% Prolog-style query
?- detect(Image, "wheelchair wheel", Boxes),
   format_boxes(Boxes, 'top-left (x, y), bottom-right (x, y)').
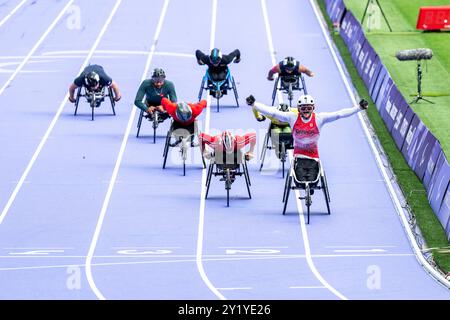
top-left (205, 162), bottom-right (214, 199)
top-left (305, 184), bottom-right (311, 224)
top-left (231, 76), bottom-right (239, 108)
top-left (271, 77), bottom-right (279, 106)
top-left (280, 142), bottom-right (286, 178)
top-left (243, 162), bottom-right (252, 198)
top-left (198, 76), bottom-right (206, 101)
top-left (152, 113), bottom-right (158, 144)
top-left (181, 142), bottom-right (187, 176)
top-left (259, 131), bottom-right (270, 171)
top-left (74, 87), bottom-right (82, 116)
top-left (136, 110), bottom-right (144, 138)
top-left (321, 174), bottom-right (331, 215)
top-left (287, 83), bottom-right (293, 108)
top-left (282, 175), bottom-right (292, 215)
top-left (162, 131), bottom-right (171, 169)
top-left (216, 96), bottom-right (220, 113)
top-left (225, 168), bottom-right (231, 207)
top-left (108, 87), bottom-right (116, 116)
top-left (90, 99), bottom-right (95, 121)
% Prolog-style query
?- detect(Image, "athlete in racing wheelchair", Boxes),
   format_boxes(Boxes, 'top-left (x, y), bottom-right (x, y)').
top-left (161, 98), bottom-right (207, 176)
top-left (246, 94), bottom-right (369, 223)
top-left (196, 48), bottom-right (240, 112)
top-left (201, 131), bottom-right (255, 207)
top-left (268, 56), bottom-right (314, 107)
top-left (253, 103), bottom-right (298, 178)
top-left (69, 64), bottom-right (121, 121)
top-left (134, 68), bottom-right (177, 142)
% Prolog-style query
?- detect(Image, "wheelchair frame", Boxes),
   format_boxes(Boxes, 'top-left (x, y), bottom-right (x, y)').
top-left (259, 123), bottom-right (293, 178)
top-left (162, 121), bottom-right (206, 176)
top-left (198, 68), bottom-right (239, 112)
top-left (205, 152), bottom-right (251, 207)
top-left (136, 109), bottom-right (169, 143)
top-left (282, 156), bottom-right (331, 224)
top-left (271, 73), bottom-right (308, 107)
top-left (74, 85), bottom-right (116, 121)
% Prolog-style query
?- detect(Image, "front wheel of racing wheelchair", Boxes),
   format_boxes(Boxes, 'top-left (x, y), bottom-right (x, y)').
top-left (282, 156), bottom-right (331, 224)
top-left (74, 85), bottom-right (116, 121)
top-left (205, 150), bottom-right (251, 207)
top-left (198, 68), bottom-right (239, 112)
top-left (136, 108), bottom-right (170, 143)
top-left (162, 121), bottom-right (206, 176)
top-left (259, 124), bottom-right (293, 178)
top-left (271, 74), bottom-right (308, 107)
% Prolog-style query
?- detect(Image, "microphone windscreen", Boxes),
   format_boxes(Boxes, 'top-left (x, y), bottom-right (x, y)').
top-left (395, 48), bottom-right (433, 61)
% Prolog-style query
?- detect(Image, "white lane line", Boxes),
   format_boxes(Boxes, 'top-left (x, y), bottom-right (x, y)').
top-left (0, 253), bottom-right (417, 272)
top-left (0, 0), bottom-right (74, 97)
top-left (0, 0), bottom-right (27, 28)
top-left (325, 245), bottom-right (396, 248)
top-left (0, 0), bottom-right (122, 225)
top-left (260, 0), bottom-right (348, 301)
top-left (217, 287), bottom-right (252, 291)
top-left (289, 286), bottom-right (326, 289)
top-left (0, 253), bottom-right (415, 258)
top-left (196, 0), bottom-right (225, 301)
top-left (308, 0), bottom-right (450, 289)
top-left (218, 246), bottom-right (289, 249)
top-left (334, 249), bottom-right (387, 253)
top-left (84, 0), bottom-right (170, 301)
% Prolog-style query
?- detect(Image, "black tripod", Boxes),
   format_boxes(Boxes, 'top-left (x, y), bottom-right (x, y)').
top-left (361, 0), bottom-right (392, 32)
top-left (411, 60), bottom-right (434, 104)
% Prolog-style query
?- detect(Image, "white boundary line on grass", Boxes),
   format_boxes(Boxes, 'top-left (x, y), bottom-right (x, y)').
top-left (84, 0), bottom-right (170, 300)
top-left (0, 0), bottom-right (27, 28)
top-left (0, 0), bottom-right (74, 97)
top-left (308, 0), bottom-right (449, 289)
top-left (261, 0), bottom-right (348, 300)
top-left (0, 0), bottom-right (123, 225)
top-left (195, 0), bottom-right (226, 301)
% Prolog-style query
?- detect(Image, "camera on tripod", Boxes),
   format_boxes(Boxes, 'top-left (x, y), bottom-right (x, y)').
top-left (395, 48), bottom-right (434, 104)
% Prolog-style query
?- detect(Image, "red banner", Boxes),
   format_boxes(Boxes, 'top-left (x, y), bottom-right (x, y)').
top-left (416, 6), bottom-right (450, 30)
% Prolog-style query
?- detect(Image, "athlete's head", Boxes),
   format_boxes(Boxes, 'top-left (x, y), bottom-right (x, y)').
top-left (209, 48), bottom-right (222, 66)
top-left (84, 71), bottom-right (100, 90)
top-left (297, 94), bottom-right (315, 119)
top-left (221, 131), bottom-right (235, 153)
top-left (175, 102), bottom-right (192, 123)
top-left (151, 68), bottom-right (166, 88)
top-left (282, 56), bottom-right (297, 73)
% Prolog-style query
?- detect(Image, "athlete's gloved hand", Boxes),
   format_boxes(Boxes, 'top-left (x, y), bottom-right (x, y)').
top-left (68, 96), bottom-right (76, 103)
top-left (245, 152), bottom-right (254, 161)
top-left (256, 115), bottom-right (266, 122)
top-left (114, 95), bottom-right (122, 102)
top-left (246, 95), bottom-right (255, 106)
top-left (267, 76), bottom-right (274, 81)
top-left (197, 59), bottom-right (205, 66)
top-left (359, 99), bottom-right (369, 109)
top-left (234, 57), bottom-right (241, 63)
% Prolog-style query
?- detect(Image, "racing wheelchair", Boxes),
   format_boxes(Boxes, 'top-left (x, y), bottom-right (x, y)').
top-left (282, 156), bottom-right (331, 224)
top-left (205, 150), bottom-right (251, 207)
top-left (271, 74), bottom-right (308, 107)
top-left (162, 121), bottom-right (206, 176)
top-left (136, 108), bottom-right (170, 143)
top-left (74, 85), bottom-right (116, 121)
top-left (198, 68), bottom-right (239, 112)
top-left (259, 123), bottom-right (293, 178)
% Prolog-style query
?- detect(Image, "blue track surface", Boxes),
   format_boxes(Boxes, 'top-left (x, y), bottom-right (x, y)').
top-left (0, 0), bottom-right (448, 299)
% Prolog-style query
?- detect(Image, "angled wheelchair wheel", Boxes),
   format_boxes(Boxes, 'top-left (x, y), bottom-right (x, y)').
top-left (162, 130), bottom-right (171, 169)
top-left (243, 159), bottom-right (251, 187)
top-left (280, 142), bottom-right (287, 178)
top-left (225, 168), bottom-right (231, 207)
top-left (74, 87), bottom-right (82, 116)
top-left (136, 110), bottom-right (144, 138)
top-left (321, 174), bottom-right (331, 215)
top-left (282, 175), bottom-right (292, 215)
top-left (243, 162), bottom-right (251, 198)
top-left (231, 76), bottom-right (239, 107)
top-left (108, 87), bottom-right (116, 116)
top-left (259, 131), bottom-right (270, 171)
top-left (271, 77), bottom-right (279, 106)
top-left (282, 173), bottom-right (291, 203)
top-left (198, 76), bottom-right (206, 101)
top-left (205, 162), bottom-right (214, 199)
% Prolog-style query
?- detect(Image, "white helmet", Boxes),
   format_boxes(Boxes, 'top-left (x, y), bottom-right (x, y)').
top-left (297, 94), bottom-right (315, 106)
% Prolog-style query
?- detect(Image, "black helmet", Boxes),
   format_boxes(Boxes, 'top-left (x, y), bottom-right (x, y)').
top-left (282, 56), bottom-right (297, 71)
top-left (151, 68), bottom-right (166, 80)
top-left (209, 48), bottom-right (222, 65)
top-left (84, 71), bottom-right (100, 87)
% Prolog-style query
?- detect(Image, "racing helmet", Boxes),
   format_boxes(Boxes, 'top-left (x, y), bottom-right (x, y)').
top-left (282, 56), bottom-right (297, 72)
top-left (175, 102), bottom-right (192, 122)
top-left (151, 68), bottom-right (166, 82)
top-left (84, 71), bottom-right (100, 87)
top-left (209, 48), bottom-right (222, 65)
top-left (297, 94), bottom-right (315, 107)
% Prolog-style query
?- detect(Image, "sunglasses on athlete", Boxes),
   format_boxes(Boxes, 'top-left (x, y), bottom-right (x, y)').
top-left (299, 106), bottom-right (314, 112)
